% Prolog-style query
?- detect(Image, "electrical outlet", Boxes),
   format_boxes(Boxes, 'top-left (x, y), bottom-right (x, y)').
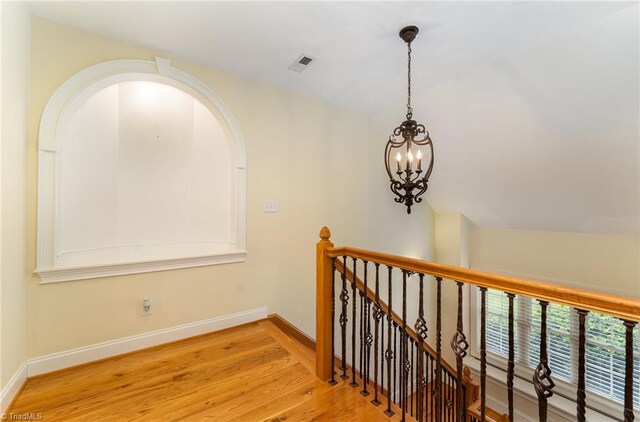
top-left (263, 200), bottom-right (279, 213)
top-left (141, 298), bottom-right (153, 316)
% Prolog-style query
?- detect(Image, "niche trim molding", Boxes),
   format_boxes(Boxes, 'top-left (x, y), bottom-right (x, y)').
top-left (36, 57), bottom-right (247, 283)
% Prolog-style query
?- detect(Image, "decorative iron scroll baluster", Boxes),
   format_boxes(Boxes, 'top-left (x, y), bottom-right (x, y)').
top-left (533, 300), bottom-right (554, 422)
top-left (451, 281), bottom-right (469, 422)
top-left (436, 276), bottom-right (443, 422)
top-left (339, 256), bottom-right (349, 380)
top-left (385, 266), bottom-right (395, 416)
top-left (480, 287), bottom-right (487, 422)
top-left (401, 270), bottom-right (409, 421)
top-left (329, 257), bottom-right (337, 385)
top-left (372, 264), bottom-right (381, 406)
top-left (624, 320), bottom-right (637, 422)
top-left (363, 261), bottom-right (371, 396)
top-left (507, 293), bottom-right (516, 421)
top-left (576, 309), bottom-right (588, 422)
top-left (350, 258), bottom-right (358, 387)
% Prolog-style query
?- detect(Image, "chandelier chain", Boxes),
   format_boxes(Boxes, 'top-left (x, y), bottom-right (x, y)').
top-left (406, 41), bottom-right (413, 120)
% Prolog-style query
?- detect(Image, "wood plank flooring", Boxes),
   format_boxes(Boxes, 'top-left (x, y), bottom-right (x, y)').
top-left (9, 320), bottom-right (407, 421)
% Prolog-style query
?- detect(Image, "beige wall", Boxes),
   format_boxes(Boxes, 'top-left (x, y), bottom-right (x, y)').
top-left (1, 2), bottom-right (30, 388)
top-left (470, 226), bottom-right (640, 296)
top-left (25, 17), bottom-right (434, 360)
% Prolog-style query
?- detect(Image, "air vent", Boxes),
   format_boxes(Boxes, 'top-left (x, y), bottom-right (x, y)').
top-left (288, 54), bottom-right (316, 73)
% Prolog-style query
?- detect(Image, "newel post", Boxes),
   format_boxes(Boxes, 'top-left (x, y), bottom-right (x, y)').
top-left (316, 226), bottom-right (334, 381)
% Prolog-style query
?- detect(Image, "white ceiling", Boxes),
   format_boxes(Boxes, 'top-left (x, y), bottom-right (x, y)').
top-left (27, 1), bottom-right (631, 113)
top-left (27, 1), bottom-right (640, 235)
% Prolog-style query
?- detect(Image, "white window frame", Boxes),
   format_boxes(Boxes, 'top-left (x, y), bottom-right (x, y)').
top-left (35, 57), bottom-right (247, 283)
top-left (469, 284), bottom-right (630, 420)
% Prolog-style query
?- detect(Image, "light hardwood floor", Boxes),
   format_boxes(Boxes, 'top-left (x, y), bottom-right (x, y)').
top-left (10, 320), bottom-right (406, 421)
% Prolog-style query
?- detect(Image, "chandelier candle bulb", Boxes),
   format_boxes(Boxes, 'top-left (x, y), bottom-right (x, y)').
top-left (417, 150), bottom-right (422, 171)
top-left (396, 152), bottom-right (402, 173)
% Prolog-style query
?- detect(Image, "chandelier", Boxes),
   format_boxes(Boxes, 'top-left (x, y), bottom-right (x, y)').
top-left (384, 25), bottom-right (434, 214)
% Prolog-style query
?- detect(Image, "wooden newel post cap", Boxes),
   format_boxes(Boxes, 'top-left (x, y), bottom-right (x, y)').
top-left (319, 226), bottom-right (331, 240)
top-left (463, 366), bottom-right (472, 379)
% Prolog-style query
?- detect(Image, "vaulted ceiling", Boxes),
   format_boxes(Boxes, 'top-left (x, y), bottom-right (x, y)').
top-left (28, 1), bottom-right (639, 235)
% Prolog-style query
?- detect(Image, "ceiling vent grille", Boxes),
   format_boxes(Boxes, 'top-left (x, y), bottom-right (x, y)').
top-left (288, 54), bottom-right (316, 73)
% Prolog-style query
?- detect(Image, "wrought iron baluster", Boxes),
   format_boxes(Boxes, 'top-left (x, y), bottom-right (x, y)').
top-left (443, 372), bottom-right (448, 421)
top-left (363, 261), bottom-right (371, 396)
top-left (446, 372), bottom-right (452, 422)
top-left (359, 260), bottom-right (364, 388)
top-left (394, 322), bottom-right (398, 404)
top-left (423, 351), bottom-right (429, 422)
top-left (360, 261), bottom-right (371, 396)
top-left (533, 300), bottom-right (554, 422)
top-left (411, 340), bottom-right (415, 417)
top-left (401, 270), bottom-right (408, 421)
top-left (381, 315), bottom-right (385, 402)
top-left (385, 266), bottom-right (395, 416)
top-left (417, 345), bottom-right (421, 419)
top-left (372, 264), bottom-right (381, 406)
top-left (429, 354), bottom-right (434, 421)
top-left (446, 374), bottom-right (455, 421)
top-left (451, 281), bottom-right (469, 422)
top-left (329, 257), bottom-right (337, 385)
top-left (507, 293), bottom-right (516, 422)
top-left (416, 273), bottom-right (428, 422)
top-left (340, 256), bottom-right (349, 380)
top-left (450, 373), bottom-right (455, 422)
top-left (624, 320), bottom-right (637, 422)
top-left (576, 309), bottom-right (588, 422)
top-left (436, 277), bottom-right (443, 422)
top-left (351, 258), bottom-right (358, 387)
top-left (443, 372), bottom-right (447, 422)
top-left (416, 346), bottom-right (422, 422)
top-left (480, 287), bottom-right (487, 422)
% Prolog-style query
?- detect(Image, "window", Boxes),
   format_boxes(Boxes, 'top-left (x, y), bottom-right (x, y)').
top-left (36, 58), bottom-right (246, 283)
top-left (482, 288), bottom-right (640, 412)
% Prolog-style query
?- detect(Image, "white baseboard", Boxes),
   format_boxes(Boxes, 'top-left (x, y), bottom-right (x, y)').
top-left (1, 362), bottom-right (27, 413)
top-left (27, 306), bottom-right (268, 377)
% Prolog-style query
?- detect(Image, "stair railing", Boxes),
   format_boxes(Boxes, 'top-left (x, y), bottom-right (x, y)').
top-left (316, 227), bottom-right (640, 422)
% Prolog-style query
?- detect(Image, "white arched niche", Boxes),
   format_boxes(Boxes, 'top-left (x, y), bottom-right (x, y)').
top-left (36, 58), bottom-right (246, 283)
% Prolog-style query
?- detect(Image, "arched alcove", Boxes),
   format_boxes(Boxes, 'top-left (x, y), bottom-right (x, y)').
top-left (36, 58), bottom-right (246, 283)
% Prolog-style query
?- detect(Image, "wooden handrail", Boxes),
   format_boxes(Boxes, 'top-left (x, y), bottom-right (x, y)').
top-left (327, 246), bottom-right (640, 322)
